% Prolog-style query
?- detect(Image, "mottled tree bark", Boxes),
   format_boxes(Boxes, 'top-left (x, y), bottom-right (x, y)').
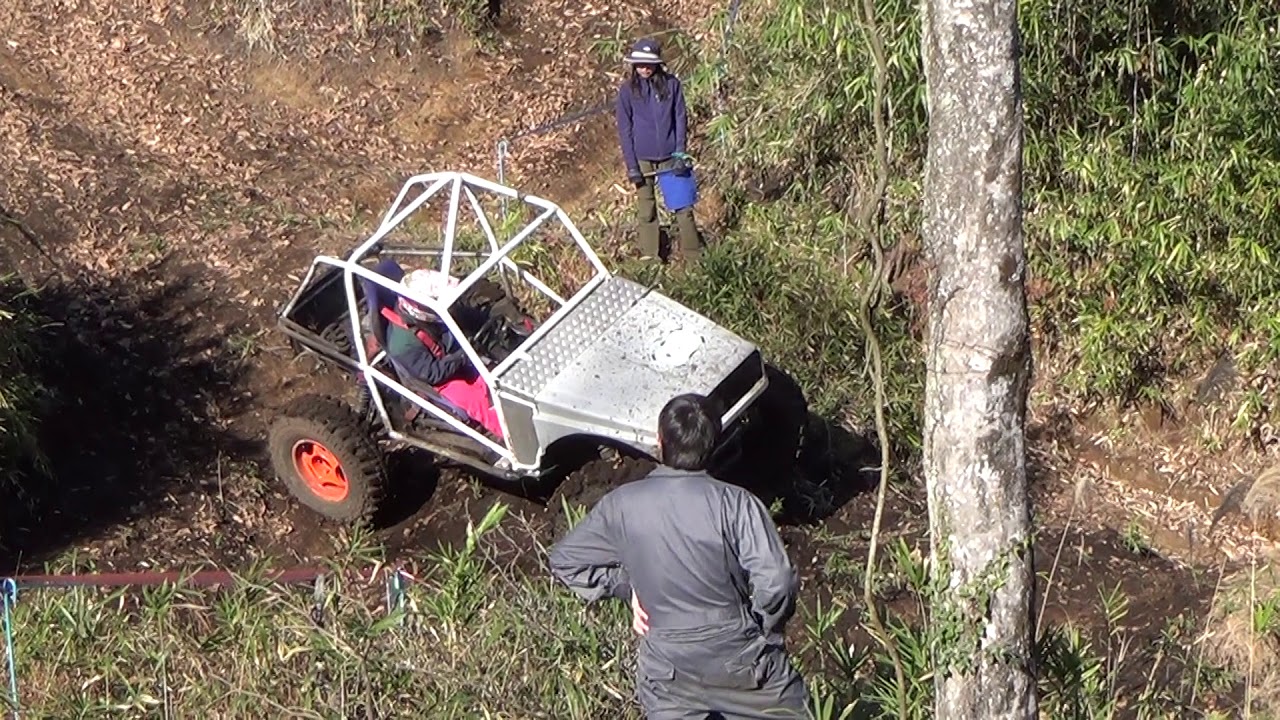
top-left (919, 0), bottom-right (1037, 716)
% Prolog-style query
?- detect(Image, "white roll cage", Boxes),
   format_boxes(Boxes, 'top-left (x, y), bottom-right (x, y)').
top-left (279, 171), bottom-right (613, 469)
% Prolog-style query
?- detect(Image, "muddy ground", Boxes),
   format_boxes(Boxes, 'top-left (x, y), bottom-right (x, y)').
top-left (2, 0), bottom-right (1278, 711)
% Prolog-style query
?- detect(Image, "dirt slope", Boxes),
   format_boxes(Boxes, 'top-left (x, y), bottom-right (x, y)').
top-left (0, 0), bottom-right (665, 571)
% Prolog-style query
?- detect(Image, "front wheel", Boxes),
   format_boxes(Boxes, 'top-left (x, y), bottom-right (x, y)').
top-left (268, 394), bottom-right (389, 525)
top-left (744, 364), bottom-right (808, 466)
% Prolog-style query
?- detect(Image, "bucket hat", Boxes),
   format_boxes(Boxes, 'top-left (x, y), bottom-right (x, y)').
top-left (624, 38), bottom-right (663, 64)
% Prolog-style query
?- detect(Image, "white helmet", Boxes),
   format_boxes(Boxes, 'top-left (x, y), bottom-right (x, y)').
top-left (396, 268), bottom-right (459, 322)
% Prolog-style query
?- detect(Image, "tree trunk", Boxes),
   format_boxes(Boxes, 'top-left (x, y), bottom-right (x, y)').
top-left (919, 0), bottom-right (1037, 716)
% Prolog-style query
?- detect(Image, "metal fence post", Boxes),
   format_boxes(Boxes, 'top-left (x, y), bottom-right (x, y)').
top-left (496, 139), bottom-right (510, 221)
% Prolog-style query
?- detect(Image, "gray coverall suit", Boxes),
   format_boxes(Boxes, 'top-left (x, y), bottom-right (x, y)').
top-left (548, 467), bottom-right (810, 719)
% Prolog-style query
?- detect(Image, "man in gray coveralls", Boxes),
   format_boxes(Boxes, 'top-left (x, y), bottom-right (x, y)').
top-left (548, 394), bottom-right (811, 719)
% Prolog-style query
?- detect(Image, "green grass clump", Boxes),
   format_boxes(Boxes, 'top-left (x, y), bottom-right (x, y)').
top-left (662, 219), bottom-right (923, 451)
top-left (3, 505), bottom-right (1266, 719)
top-left (1022, 1), bottom-right (1280, 408)
top-left (3, 505), bottom-right (637, 718)
top-left (0, 276), bottom-right (47, 484)
top-left (678, 0), bottom-right (1280, 440)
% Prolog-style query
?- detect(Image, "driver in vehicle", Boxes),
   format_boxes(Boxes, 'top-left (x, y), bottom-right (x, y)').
top-left (381, 267), bottom-right (506, 439)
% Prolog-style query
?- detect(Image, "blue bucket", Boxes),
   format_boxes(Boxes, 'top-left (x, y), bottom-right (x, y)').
top-left (657, 165), bottom-right (698, 212)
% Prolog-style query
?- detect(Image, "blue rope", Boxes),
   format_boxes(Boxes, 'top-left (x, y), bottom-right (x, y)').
top-left (1, 577), bottom-right (18, 719)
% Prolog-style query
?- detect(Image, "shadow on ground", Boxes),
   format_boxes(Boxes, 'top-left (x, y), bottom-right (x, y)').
top-left (0, 269), bottom-right (258, 573)
top-left (373, 447), bottom-right (443, 529)
top-left (773, 412), bottom-right (881, 527)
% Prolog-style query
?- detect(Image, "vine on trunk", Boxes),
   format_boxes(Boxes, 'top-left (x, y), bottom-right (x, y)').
top-left (852, 0), bottom-right (909, 714)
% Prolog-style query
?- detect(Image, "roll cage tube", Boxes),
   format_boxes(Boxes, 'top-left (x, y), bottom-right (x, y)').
top-left (277, 172), bottom-right (621, 471)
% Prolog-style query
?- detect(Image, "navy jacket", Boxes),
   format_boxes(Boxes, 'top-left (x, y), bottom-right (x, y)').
top-left (386, 322), bottom-right (470, 387)
top-left (616, 75), bottom-right (688, 177)
top-left (383, 305), bottom-right (486, 387)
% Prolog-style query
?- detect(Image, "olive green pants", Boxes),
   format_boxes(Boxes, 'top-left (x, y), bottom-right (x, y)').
top-left (637, 158), bottom-right (701, 260)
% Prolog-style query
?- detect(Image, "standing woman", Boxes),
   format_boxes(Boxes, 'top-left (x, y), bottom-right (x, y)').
top-left (615, 38), bottom-right (702, 262)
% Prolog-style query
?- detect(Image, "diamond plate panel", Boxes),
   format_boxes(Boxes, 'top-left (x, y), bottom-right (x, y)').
top-left (533, 291), bottom-right (758, 439)
top-left (499, 277), bottom-right (648, 397)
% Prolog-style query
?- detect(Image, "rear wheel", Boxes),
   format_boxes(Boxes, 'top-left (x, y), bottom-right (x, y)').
top-left (269, 394), bottom-right (388, 525)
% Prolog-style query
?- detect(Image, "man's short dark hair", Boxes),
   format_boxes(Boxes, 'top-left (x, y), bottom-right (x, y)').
top-left (658, 394), bottom-right (722, 471)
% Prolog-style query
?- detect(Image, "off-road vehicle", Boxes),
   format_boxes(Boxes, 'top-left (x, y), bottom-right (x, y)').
top-left (269, 171), bottom-right (807, 524)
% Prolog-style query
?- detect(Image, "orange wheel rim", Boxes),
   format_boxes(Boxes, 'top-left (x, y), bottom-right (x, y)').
top-left (292, 440), bottom-right (350, 503)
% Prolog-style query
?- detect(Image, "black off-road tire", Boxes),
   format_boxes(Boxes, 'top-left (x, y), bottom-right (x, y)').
top-left (352, 377), bottom-right (383, 427)
top-left (268, 393), bottom-right (389, 525)
top-left (744, 364), bottom-right (810, 469)
top-left (761, 364), bottom-right (832, 477)
top-left (320, 318), bottom-right (355, 359)
top-left (706, 364), bottom-right (814, 499)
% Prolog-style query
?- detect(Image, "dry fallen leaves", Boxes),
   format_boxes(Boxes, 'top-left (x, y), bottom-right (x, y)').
top-left (0, 0), bottom-right (683, 572)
